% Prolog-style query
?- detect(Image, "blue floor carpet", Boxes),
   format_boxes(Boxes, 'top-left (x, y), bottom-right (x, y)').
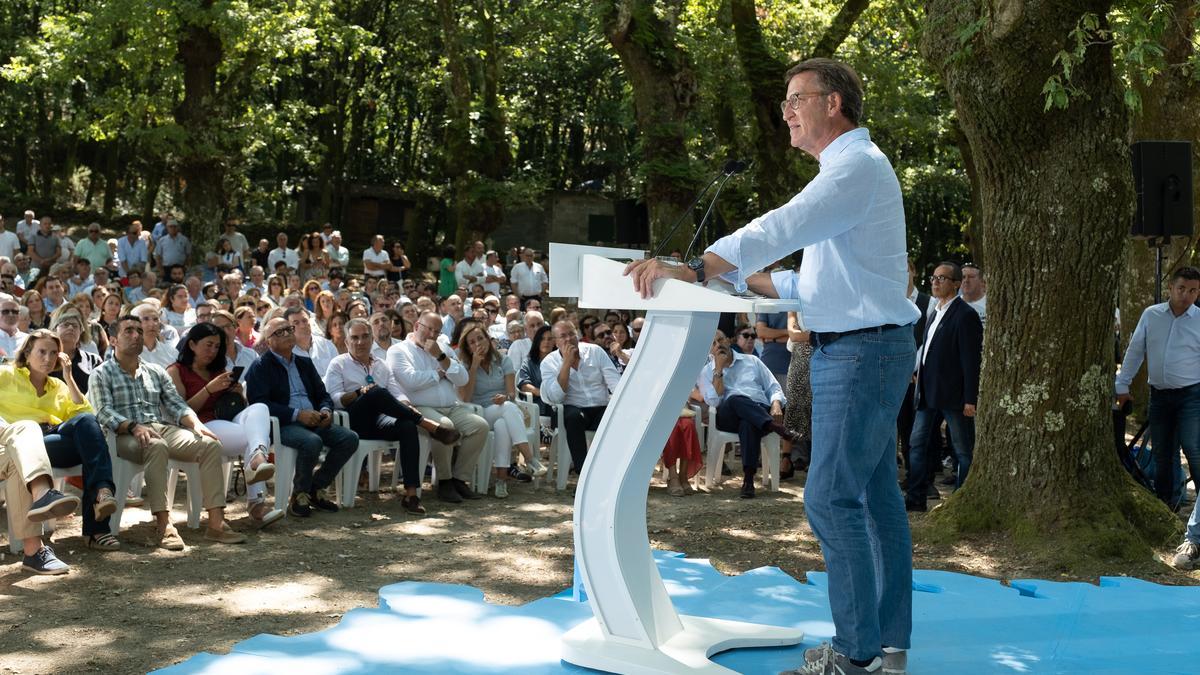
top-left (158, 551), bottom-right (1200, 674)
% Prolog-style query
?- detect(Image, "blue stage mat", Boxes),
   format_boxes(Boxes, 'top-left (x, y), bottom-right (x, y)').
top-left (157, 551), bottom-right (1200, 674)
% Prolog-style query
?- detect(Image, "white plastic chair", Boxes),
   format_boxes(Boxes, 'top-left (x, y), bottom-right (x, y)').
top-left (702, 404), bottom-right (780, 492)
top-left (332, 411), bottom-right (395, 508)
top-left (545, 403), bottom-right (597, 491)
top-left (165, 457), bottom-right (234, 529)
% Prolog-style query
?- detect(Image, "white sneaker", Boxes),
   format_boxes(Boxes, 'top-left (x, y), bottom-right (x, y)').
top-left (528, 461), bottom-right (548, 478)
top-left (881, 647), bottom-right (907, 675)
top-left (494, 481), bottom-right (509, 499)
top-left (1172, 540), bottom-right (1199, 569)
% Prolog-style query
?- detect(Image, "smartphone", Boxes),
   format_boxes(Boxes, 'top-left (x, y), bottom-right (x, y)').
top-left (230, 365), bottom-right (245, 381)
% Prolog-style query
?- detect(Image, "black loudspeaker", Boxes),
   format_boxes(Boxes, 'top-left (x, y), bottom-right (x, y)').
top-left (1131, 140), bottom-right (1193, 239)
top-left (614, 199), bottom-right (649, 245)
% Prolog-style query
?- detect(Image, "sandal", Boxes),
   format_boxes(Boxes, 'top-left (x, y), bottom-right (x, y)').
top-left (87, 533), bottom-right (121, 551)
top-left (243, 447), bottom-right (275, 485)
top-left (94, 490), bottom-right (117, 521)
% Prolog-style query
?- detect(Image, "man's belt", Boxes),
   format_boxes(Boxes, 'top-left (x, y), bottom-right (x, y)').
top-left (1150, 382), bottom-right (1200, 394)
top-left (811, 324), bottom-right (904, 347)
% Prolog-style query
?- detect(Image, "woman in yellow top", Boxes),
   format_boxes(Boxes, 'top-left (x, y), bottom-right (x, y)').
top-left (0, 329), bottom-right (119, 550)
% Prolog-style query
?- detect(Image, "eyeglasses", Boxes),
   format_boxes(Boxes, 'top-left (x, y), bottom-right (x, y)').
top-left (595, 330), bottom-right (612, 339)
top-left (269, 326), bottom-right (295, 338)
top-left (780, 91), bottom-right (828, 113)
top-left (0, 309), bottom-right (18, 316)
top-left (739, 332), bottom-right (755, 339)
top-left (929, 274), bottom-right (958, 283)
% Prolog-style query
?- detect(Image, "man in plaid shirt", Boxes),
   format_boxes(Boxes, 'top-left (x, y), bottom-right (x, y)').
top-left (87, 315), bottom-right (245, 550)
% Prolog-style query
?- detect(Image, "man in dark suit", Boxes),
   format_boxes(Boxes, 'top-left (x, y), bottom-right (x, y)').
top-left (246, 316), bottom-right (359, 517)
top-left (905, 262), bottom-right (983, 512)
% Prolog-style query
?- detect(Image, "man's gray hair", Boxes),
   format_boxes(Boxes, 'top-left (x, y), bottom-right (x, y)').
top-left (345, 317), bottom-right (370, 333)
top-left (784, 57), bottom-right (864, 125)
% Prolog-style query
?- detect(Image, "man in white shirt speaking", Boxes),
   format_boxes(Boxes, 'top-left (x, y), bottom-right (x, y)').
top-left (539, 320), bottom-right (620, 477)
top-left (625, 58), bottom-right (919, 675)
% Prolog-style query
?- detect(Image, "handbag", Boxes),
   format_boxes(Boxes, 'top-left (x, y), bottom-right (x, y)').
top-left (212, 392), bottom-right (247, 421)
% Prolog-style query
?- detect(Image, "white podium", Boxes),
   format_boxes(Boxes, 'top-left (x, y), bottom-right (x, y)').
top-left (549, 244), bottom-right (805, 674)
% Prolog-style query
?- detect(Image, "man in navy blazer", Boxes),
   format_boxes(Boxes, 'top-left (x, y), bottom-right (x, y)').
top-left (246, 316), bottom-right (359, 517)
top-left (905, 262), bottom-right (983, 511)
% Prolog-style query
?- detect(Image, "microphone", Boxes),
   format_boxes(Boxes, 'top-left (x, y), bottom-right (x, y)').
top-left (648, 158), bottom-right (749, 260)
top-left (683, 159), bottom-right (750, 261)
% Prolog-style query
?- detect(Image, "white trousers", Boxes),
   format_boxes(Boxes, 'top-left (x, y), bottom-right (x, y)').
top-left (206, 402), bottom-right (272, 502)
top-left (480, 401), bottom-right (527, 468)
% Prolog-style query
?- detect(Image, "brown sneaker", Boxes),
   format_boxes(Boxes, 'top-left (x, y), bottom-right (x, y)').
top-left (156, 525), bottom-right (186, 551)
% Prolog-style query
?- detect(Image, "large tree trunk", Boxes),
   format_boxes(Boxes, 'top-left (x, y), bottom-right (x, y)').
top-left (920, 0), bottom-right (1178, 561)
top-left (438, 0), bottom-right (474, 252)
top-left (1120, 0), bottom-right (1199, 416)
top-left (175, 0), bottom-right (226, 257)
top-left (599, 0), bottom-right (698, 253)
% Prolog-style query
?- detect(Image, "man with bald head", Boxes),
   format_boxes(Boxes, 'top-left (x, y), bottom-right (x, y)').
top-left (388, 311), bottom-right (489, 503)
top-left (246, 316), bottom-right (359, 517)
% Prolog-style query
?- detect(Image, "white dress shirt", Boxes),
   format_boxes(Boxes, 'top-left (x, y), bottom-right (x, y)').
top-left (454, 257), bottom-right (485, 289)
top-left (483, 263), bottom-right (505, 296)
top-left (293, 334), bottom-right (338, 378)
top-left (919, 297), bottom-right (955, 367)
top-left (362, 247), bottom-right (391, 277)
top-left (706, 128), bottom-right (920, 333)
top-left (506, 338), bottom-right (532, 375)
top-left (326, 244), bottom-right (349, 268)
top-left (388, 336), bottom-right (468, 408)
top-left (371, 337), bottom-right (400, 362)
top-left (140, 340), bottom-right (178, 370)
top-left (539, 342), bottom-right (620, 408)
top-left (696, 351), bottom-right (786, 409)
top-left (325, 352), bottom-right (409, 408)
top-left (1116, 302), bottom-right (1200, 394)
top-left (0, 327), bottom-right (27, 359)
top-left (510, 261), bottom-right (547, 297)
top-left (267, 247), bottom-right (299, 271)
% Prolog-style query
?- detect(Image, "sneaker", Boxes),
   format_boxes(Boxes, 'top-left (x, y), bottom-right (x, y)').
top-left (310, 488), bottom-right (339, 513)
top-left (452, 477), bottom-right (483, 500)
top-left (494, 480), bottom-right (509, 499)
top-left (22, 545), bottom-right (69, 575)
top-left (289, 492), bottom-right (313, 517)
top-left (780, 643), bottom-right (881, 674)
top-left (437, 480), bottom-right (463, 503)
top-left (1171, 540), bottom-right (1200, 569)
top-left (527, 461), bottom-right (548, 478)
top-left (400, 495), bottom-right (426, 515)
top-left (27, 489), bottom-right (81, 522)
top-left (881, 647), bottom-right (907, 675)
top-left (507, 464), bottom-right (533, 483)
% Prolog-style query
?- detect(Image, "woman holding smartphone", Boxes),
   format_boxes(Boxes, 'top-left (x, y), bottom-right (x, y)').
top-left (167, 323), bottom-right (283, 528)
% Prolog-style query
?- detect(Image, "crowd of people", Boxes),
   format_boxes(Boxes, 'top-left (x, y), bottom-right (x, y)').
top-left (0, 207), bottom-right (995, 579)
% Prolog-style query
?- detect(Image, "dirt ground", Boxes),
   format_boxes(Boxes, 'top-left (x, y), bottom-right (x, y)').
top-left (2, 465), bottom-right (1196, 674)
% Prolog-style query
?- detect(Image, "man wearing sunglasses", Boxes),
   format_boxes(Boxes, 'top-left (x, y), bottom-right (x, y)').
top-left (0, 294), bottom-right (27, 360)
top-left (625, 58), bottom-right (920, 675)
top-left (245, 317), bottom-right (359, 518)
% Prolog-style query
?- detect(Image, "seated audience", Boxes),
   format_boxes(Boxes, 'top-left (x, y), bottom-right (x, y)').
top-left (539, 320), bottom-right (620, 475)
top-left (285, 306), bottom-right (338, 377)
top-left (327, 318), bottom-right (463, 514)
top-left (132, 302), bottom-right (178, 369)
top-left (88, 315), bottom-right (244, 548)
top-left (49, 307), bottom-right (103, 393)
top-left (245, 317), bottom-right (359, 517)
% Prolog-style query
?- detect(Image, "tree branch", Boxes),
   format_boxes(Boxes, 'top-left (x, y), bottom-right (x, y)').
top-left (811, 0), bottom-right (871, 59)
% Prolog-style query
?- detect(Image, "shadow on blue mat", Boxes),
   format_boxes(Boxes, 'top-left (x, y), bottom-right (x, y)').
top-left (157, 550), bottom-right (1200, 674)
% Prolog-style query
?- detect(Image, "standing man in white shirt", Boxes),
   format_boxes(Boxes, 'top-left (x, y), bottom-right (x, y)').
top-left (325, 231), bottom-right (350, 269)
top-left (362, 235), bottom-right (394, 279)
top-left (1117, 266), bottom-right (1200, 510)
top-left (482, 250), bottom-right (506, 297)
top-left (117, 221), bottom-right (149, 279)
top-left (15, 210), bottom-right (39, 253)
top-left (388, 312), bottom-right (490, 504)
top-left (0, 214), bottom-right (21, 261)
top-left (268, 232), bottom-right (299, 272)
top-left (0, 294), bottom-right (28, 360)
top-left (539, 320), bottom-right (620, 475)
top-left (510, 247), bottom-right (548, 309)
top-left (960, 262), bottom-right (987, 325)
top-left (625, 59), bottom-right (918, 675)
top-left (454, 241), bottom-right (485, 290)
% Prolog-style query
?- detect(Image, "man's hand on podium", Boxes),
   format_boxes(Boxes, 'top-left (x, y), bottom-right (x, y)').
top-left (624, 258), bottom-right (696, 299)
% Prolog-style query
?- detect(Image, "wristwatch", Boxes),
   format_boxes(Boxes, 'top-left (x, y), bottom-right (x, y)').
top-left (686, 257), bottom-right (706, 283)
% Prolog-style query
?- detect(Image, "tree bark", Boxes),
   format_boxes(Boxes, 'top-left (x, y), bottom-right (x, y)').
top-left (920, 0), bottom-right (1178, 561)
top-left (598, 0), bottom-right (698, 253)
top-left (438, 0), bottom-right (474, 251)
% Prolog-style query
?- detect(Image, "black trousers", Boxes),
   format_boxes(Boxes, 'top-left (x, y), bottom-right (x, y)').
top-left (715, 394), bottom-right (775, 473)
top-left (562, 405), bottom-right (606, 472)
top-left (347, 387), bottom-right (423, 489)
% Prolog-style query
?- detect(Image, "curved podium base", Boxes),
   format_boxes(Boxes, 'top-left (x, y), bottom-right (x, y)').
top-left (561, 615), bottom-right (803, 674)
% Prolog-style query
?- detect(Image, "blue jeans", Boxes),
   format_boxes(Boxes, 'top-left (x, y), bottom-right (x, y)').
top-left (806, 325), bottom-right (915, 661)
top-left (905, 407), bottom-right (975, 505)
top-left (1148, 383), bottom-right (1200, 506)
top-left (278, 422), bottom-right (359, 494)
top-left (43, 413), bottom-right (114, 537)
